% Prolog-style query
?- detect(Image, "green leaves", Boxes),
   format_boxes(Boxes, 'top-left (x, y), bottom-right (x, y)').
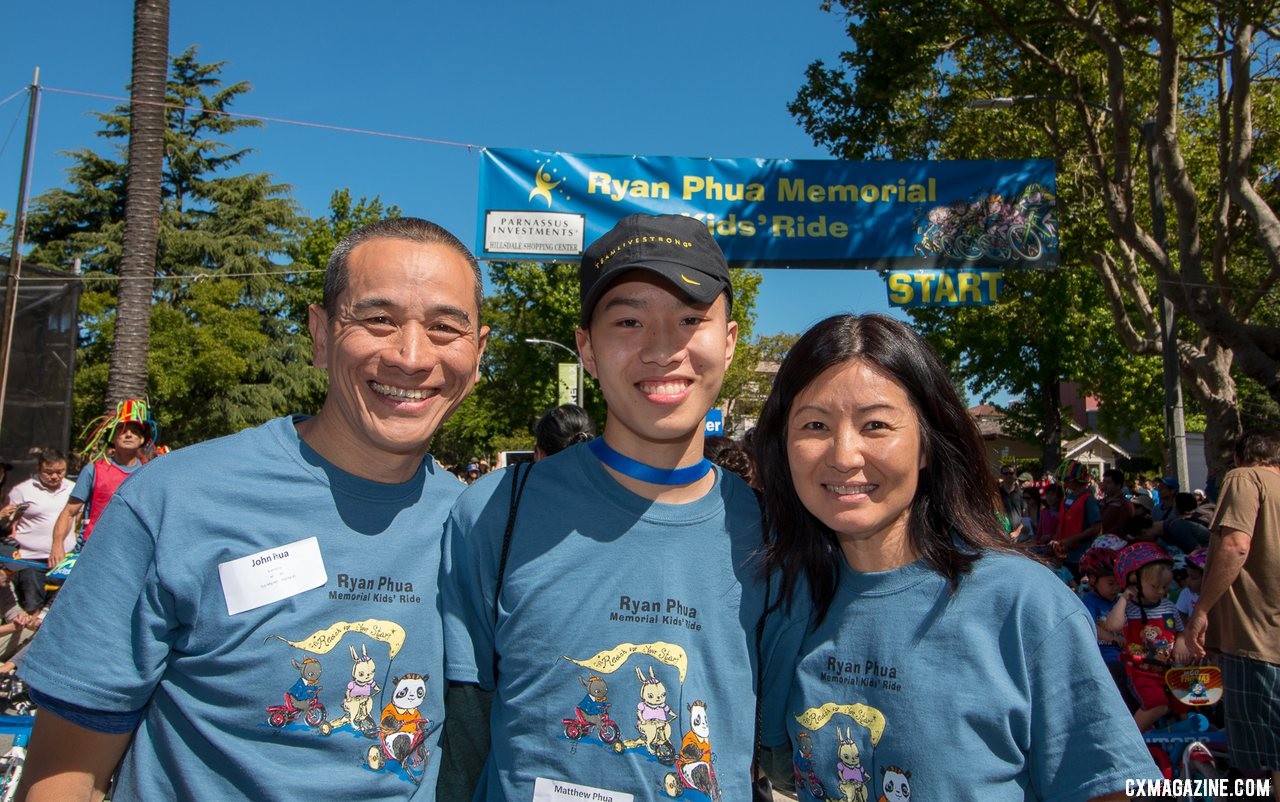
top-left (793, 0), bottom-right (1280, 478)
top-left (25, 49), bottom-right (310, 449)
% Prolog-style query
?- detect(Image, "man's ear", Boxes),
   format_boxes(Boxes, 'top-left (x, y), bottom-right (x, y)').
top-left (723, 319), bottom-right (738, 372)
top-left (576, 327), bottom-right (597, 379)
top-left (474, 325), bottom-right (491, 381)
top-left (308, 304), bottom-right (329, 370)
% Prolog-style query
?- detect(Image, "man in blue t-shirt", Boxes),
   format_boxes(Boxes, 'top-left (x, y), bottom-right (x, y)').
top-left (17, 218), bottom-right (489, 801)
top-left (439, 215), bottom-right (788, 801)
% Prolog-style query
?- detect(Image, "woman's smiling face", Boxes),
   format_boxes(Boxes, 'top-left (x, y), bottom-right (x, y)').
top-left (786, 358), bottom-right (925, 570)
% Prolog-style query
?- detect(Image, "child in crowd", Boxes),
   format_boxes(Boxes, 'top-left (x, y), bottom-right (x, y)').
top-left (1106, 543), bottom-right (1186, 730)
top-left (1036, 483), bottom-right (1063, 550)
top-left (1175, 548), bottom-right (1207, 621)
top-left (1079, 548), bottom-right (1136, 711)
top-left (1020, 486), bottom-right (1042, 543)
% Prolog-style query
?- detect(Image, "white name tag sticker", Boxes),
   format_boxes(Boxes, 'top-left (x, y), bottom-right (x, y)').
top-left (533, 778), bottom-right (632, 802)
top-left (218, 536), bottom-right (327, 615)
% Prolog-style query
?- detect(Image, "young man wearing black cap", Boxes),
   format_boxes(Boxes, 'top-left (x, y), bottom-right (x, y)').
top-left (441, 214), bottom-right (788, 801)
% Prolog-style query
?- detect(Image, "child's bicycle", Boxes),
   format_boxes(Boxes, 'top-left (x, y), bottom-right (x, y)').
top-left (1126, 658), bottom-right (1252, 800)
top-left (0, 713), bottom-right (34, 802)
top-left (1142, 712), bottom-right (1230, 796)
top-left (0, 552), bottom-right (74, 596)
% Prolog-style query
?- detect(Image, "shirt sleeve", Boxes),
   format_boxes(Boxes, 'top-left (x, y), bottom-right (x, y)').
top-left (17, 490), bottom-right (177, 712)
top-left (1211, 470), bottom-right (1261, 538)
top-left (1176, 589), bottom-right (1195, 619)
top-left (69, 464), bottom-right (94, 502)
top-left (1025, 608), bottom-right (1161, 801)
top-left (1084, 496), bottom-right (1102, 527)
top-left (439, 486), bottom-right (504, 690)
top-left (759, 574), bottom-right (810, 748)
top-left (27, 686), bottom-right (145, 735)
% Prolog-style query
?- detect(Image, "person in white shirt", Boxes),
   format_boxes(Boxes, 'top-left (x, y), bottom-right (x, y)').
top-left (0, 450), bottom-right (72, 612)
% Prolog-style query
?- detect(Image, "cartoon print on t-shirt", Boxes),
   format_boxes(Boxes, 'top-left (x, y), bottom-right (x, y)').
top-left (834, 725), bottom-right (870, 802)
top-left (631, 665), bottom-right (677, 761)
top-left (266, 619), bottom-right (432, 786)
top-left (675, 699), bottom-right (721, 801)
top-left (792, 702), bottom-right (887, 802)
top-left (794, 731), bottom-right (828, 799)
top-left (878, 765), bottom-right (911, 802)
top-left (561, 675), bottom-right (622, 747)
top-left (559, 641), bottom-right (725, 799)
top-left (363, 672), bottom-right (432, 785)
top-left (318, 644), bottom-right (381, 737)
top-left (266, 656), bottom-right (326, 728)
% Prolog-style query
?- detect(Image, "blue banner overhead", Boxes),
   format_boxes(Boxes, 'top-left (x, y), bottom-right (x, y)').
top-left (477, 148), bottom-right (1058, 269)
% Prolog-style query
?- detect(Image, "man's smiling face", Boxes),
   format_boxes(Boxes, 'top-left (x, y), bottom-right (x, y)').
top-left (308, 237), bottom-right (488, 467)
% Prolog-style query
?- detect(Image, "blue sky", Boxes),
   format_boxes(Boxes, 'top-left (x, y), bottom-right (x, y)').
top-left (0, 0), bottom-right (902, 337)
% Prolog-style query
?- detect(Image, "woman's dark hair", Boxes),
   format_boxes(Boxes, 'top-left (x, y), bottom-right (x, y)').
top-left (703, 435), bottom-right (736, 461)
top-left (755, 313), bottom-right (1008, 624)
top-left (705, 436), bottom-right (757, 487)
top-left (533, 404), bottom-right (596, 458)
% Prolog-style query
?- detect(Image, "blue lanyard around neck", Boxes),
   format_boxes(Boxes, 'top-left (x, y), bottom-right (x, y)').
top-left (587, 437), bottom-right (713, 486)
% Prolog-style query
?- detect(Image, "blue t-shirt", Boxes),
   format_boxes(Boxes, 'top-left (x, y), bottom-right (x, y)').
top-left (769, 550), bottom-right (1160, 801)
top-left (20, 416), bottom-right (459, 800)
top-left (441, 443), bottom-right (793, 801)
top-left (1080, 590), bottom-right (1123, 664)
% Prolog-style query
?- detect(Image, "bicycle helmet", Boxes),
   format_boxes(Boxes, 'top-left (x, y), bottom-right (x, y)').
top-left (1186, 547), bottom-right (1208, 570)
top-left (1079, 547), bottom-right (1118, 580)
top-left (1114, 542), bottom-right (1173, 587)
top-left (1091, 534), bottom-right (1129, 552)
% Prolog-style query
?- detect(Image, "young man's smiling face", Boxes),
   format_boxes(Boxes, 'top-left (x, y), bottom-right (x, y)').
top-left (308, 237), bottom-right (488, 478)
top-left (576, 271), bottom-right (736, 462)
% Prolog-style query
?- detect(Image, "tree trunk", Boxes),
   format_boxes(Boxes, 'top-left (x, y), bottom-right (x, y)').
top-left (106, 0), bottom-right (168, 407)
top-left (1182, 341), bottom-right (1240, 492)
top-left (1039, 377), bottom-right (1062, 473)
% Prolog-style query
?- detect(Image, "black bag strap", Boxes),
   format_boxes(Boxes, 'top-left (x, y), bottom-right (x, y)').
top-left (493, 461), bottom-right (533, 677)
top-left (752, 486), bottom-right (782, 799)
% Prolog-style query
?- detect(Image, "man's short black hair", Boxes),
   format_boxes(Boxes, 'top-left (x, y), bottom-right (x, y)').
top-left (36, 448), bottom-right (67, 467)
top-left (1234, 428), bottom-right (1280, 467)
top-left (323, 218), bottom-right (483, 321)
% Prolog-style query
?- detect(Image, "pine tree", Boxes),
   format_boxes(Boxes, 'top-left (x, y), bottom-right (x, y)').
top-left (26, 47), bottom-right (305, 448)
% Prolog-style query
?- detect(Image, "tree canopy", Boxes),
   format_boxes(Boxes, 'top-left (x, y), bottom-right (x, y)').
top-left (25, 47), bottom-right (305, 448)
top-left (792, 0), bottom-right (1280, 478)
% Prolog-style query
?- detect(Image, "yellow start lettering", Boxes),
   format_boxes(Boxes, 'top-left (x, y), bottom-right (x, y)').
top-left (887, 272), bottom-right (913, 305)
top-left (888, 270), bottom-right (1003, 306)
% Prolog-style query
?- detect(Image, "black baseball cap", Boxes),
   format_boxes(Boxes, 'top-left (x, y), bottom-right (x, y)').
top-left (579, 214), bottom-right (732, 326)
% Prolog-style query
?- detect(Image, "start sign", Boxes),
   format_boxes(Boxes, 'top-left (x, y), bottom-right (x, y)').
top-left (885, 269), bottom-right (1004, 308)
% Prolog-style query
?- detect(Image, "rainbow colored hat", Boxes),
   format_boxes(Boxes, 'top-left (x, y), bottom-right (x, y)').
top-left (79, 398), bottom-right (158, 462)
top-left (1055, 459), bottom-right (1092, 485)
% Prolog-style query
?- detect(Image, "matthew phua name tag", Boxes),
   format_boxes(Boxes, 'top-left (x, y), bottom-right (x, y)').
top-left (218, 537), bottom-right (327, 615)
top-left (533, 778), bottom-right (632, 802)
